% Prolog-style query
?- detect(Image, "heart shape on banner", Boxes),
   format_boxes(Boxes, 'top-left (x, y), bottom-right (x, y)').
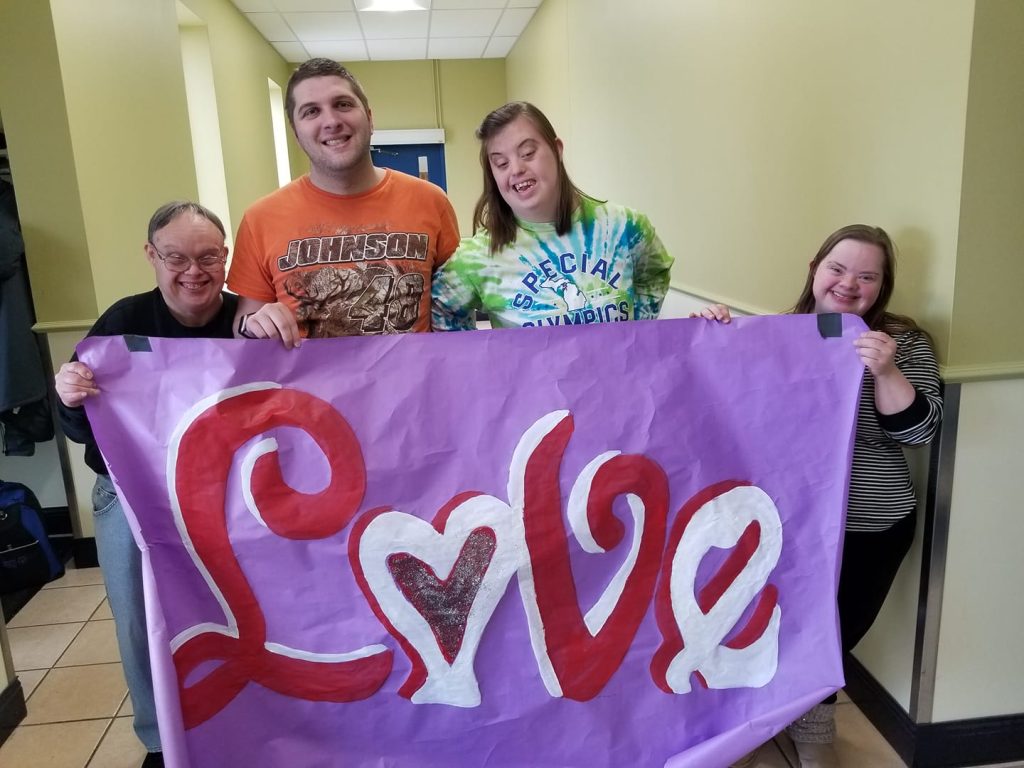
top-left (351, 492), bottom-right (526, 707)
top-left (387, 527), bottom-right (497, 664)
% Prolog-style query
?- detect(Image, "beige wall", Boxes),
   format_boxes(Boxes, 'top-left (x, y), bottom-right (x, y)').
top-left (438, 59), bottom-right (508, 235)
top-left (1, 1), bottom-right (506, 321)
top-left (0, 1), bottom-right (96, 323)
top-left (49, 0), bottom-right (198, 317)
top-left (508, 0), bottom-right (977, 366)
top-left (934, 378), bottom-right (1024, 720)
top-left (949, 0), bottom-right (1024, 378)
top-left (346, 59), bottom-right (507, 235)
top-left (0, 0), bottom-right (293, 326)
top-left (181, 0), bottom-right (300, 226)
top-left (509, 0), bottom-right (1024, 726)
top-left (348, 60), bottom-right (440, 128)
top-left (505, 0), bottom-right (571, 142)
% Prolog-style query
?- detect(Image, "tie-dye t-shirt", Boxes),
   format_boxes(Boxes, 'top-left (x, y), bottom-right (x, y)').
top-left (431, 197), bottom-right (673, 330)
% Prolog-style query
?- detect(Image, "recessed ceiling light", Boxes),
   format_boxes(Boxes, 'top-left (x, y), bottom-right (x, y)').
top-left (355, 0), bottom-right (429, 11)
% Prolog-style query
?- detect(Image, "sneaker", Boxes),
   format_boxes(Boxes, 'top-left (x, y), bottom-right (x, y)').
top-left (793, 739), bottom-right (839, 768)
top-left (141, 752), bottom-right (164, 768)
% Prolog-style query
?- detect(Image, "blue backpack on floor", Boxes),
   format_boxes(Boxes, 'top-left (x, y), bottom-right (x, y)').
top-left (0, 479), bottom-right (65, 593)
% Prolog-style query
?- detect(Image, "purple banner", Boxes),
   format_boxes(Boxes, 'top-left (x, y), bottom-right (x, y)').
top-left (80, 314), bottom-right (863, 768)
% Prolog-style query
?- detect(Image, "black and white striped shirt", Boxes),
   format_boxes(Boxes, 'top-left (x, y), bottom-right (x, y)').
top-left (846, 329), bottom-right (943, 532)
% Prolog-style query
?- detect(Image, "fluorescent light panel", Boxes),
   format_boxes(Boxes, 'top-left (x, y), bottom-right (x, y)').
top-left (355, 0), bottom-right (429, 12)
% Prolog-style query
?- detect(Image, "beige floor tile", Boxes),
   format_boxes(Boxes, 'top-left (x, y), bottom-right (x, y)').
top-left (834, 701), bottom-right (907, 767)
top-left (43, 566), bottom-right (106, 590)
top-left (0, 719), bottom-right (108, 768)
top-left (23, 662), bottom-right (127, 725)
top-left (17, 668), bottom-right (48, 699)
top-left (743, 739), bottom-right (792, 767)
top-left (774, 731), bottom-right (799, 766)
top-left (87, 716), bottom-right (147, 768)
top-left (8, 585), bottom-right (107, 628)
top-left (117, 693), bottom-right (134, 718)
top-left (57, 620), bottom-right (121, 667)
top-left (91, 598), bottom-right (114, 621)
top-left (837, 687), bottom-right (851, 704)
top-left (8, 622), bottom-right (84, 671)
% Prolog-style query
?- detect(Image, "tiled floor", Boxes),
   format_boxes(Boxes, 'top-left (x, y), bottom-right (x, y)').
top-left (2, 567), bottom-right (1022, 768)
top-left (2, 567), bottom-right (146, 768)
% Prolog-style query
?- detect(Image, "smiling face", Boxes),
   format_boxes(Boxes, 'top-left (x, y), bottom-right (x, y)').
top-left (810, 238), bottom-right (885, 317)
top-left (290, 75), bottom-right (377, 194)
top-left (485, 115), bottom-right (563, 223)
top-left (145, 213), bottom-right (226, 327)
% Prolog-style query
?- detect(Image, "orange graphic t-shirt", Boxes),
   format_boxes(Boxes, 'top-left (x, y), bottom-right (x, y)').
top-left (228, 170), bottom-right (460, 337)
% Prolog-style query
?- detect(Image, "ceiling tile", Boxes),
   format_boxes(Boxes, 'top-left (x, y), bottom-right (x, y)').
top-left (483, 35), bottom-right (516, 58)
top-left (273, 0), bottom-right (356, 10)
top-left (358, 10), bottom-right (430, 39)
top-left (427, 37), bottom-right (488, 59)
top-left (230, 0), bottom-right (276, 12)
top-left (303, 40), bottom-right (370, 61)
top-left (231, 0), bottom-right (542, 62)
top-left (271, 41), bottom-right (311, 62)
top-left (493, 7), bottom-right (534, 36)
top-left (367, 38), bottom-right (428, 60)
top-left (431, 0), bottom-right (507, 8)
top-left (283, 12), bottom-right (362, 41)
top-left (429, 9), bottom-right (502, 37)
top-left (245, 13), bottom-right (297, 42)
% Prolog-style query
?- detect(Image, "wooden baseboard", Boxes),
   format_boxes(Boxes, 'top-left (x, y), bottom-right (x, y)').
top-left (846, 654), bottom-right (1024, 767)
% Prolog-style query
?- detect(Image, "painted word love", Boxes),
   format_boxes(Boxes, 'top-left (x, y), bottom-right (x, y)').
top-left (168, 384), bottom-right (782, 728)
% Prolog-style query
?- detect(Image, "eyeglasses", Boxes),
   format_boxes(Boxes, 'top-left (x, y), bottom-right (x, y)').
top-left (149, 243), bottom-right (227, 272)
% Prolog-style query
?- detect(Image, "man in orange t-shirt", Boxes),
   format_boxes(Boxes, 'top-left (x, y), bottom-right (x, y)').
top-left (228, 58), bottom-right (459, 345)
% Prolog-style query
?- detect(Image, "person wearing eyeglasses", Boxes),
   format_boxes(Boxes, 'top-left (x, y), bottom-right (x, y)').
top-left (53, 200), bottom-right (237, 768)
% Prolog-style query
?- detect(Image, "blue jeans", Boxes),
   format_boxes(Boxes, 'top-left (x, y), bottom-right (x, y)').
top-left (92, 474), bottom-right (160, 752)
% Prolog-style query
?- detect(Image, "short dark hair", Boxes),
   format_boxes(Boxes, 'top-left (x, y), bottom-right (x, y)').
top-left (147, 201), bottom-right (226, 243)
top-left (284, 58), bottom-right (370, 126)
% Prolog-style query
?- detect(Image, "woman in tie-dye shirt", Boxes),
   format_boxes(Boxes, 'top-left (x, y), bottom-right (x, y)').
top-left (431, 102), bottom-right (673, 330)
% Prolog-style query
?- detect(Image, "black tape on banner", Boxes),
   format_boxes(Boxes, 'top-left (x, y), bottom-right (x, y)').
top-left (123, 335), bottom-right (152, 352)
top-left (817, 313), bottom-right (842, 339)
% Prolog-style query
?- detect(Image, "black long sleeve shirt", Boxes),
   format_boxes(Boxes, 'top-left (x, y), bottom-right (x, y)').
top-left (58, 288), bottom-right (238, 475)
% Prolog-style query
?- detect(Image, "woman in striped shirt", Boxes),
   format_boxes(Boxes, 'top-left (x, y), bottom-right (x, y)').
top-left (701, 224), bottom-right (943, 768)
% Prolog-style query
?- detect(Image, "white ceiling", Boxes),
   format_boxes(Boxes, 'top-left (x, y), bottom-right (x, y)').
top-left (227, 0), bottom-right (543, 62)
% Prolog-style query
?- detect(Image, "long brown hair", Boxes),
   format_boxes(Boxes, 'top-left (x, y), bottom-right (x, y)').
top-left (791, 224), bottom-right (923, 335)
top-left (471, 102), bottom-right (588, 255)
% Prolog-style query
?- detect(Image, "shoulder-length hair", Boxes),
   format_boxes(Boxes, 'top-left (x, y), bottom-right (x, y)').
top-left (472, 102), bottom-right (587, 254)
top-left (790, 223), bottom-right (923, 335)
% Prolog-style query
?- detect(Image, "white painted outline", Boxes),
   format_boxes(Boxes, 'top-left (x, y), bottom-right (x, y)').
top-left (166, 382), bottom-right (386, 669)
top-left (506, 410), bottom-right (569, 698)
top-left (663, 485), bottom-right (783, 693)
top-left (567, 451), bottom-right (646, 635)
top-left (168, 382), bottom-right (279, 651)
top-left (357, 495), bottom-right (524, 707)
top-left (241, 437), bottom-right (277, 529)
